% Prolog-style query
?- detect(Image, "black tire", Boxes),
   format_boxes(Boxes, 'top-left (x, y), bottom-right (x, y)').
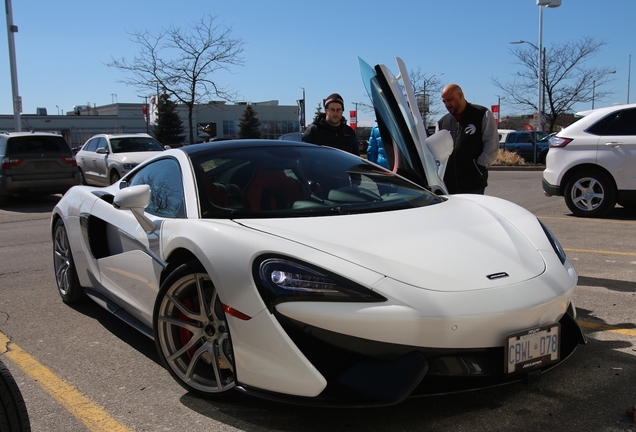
top-left (109, 170), bottom-right (121, 185)
top-left (0, 195), bottom-right (8, 207)
top-left (0, 359), bottom-right (31, 432)
top-left (563, 169), bottom-right (616, 218)
top-left (153, 261), bottom-right (237, 398)
top-left (78, 168), bottom-right (87, 185)
top-left (52, 218), bottom-right (85, 303)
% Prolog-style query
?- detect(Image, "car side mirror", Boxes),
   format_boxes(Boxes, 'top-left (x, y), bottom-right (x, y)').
top-left (425, 130), bottom-right (453, 180)
top-left (113, 185), bottom-right (156, 233)
top-left (96, 148), bottom-right (109, 154)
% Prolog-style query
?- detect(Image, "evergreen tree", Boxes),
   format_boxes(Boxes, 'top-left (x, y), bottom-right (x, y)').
top-left (152, 94), bottom-right (185, 145)
top-left (237, 105), bottom-right (261, 139)
top-left (312, 103), bottom-right (323, 122)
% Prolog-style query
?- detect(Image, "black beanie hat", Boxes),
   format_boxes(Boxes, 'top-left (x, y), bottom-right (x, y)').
top-left (323, 93), bottom-right (344, 109)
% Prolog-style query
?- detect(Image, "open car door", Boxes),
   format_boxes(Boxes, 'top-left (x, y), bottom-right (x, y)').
top-left (359, 57), bottom-right (451, 195)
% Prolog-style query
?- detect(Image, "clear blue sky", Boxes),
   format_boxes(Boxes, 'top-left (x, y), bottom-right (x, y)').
top-left (1, 0), bottom-right (633, 124)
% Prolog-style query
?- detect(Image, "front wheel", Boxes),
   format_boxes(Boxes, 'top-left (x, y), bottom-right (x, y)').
top-left (153, 262), bottom-right (236, 398)
top-left (0, 359), bottom-right (31, 432)
top-left (52, 218), bottom-right (85, 303)
top-left (109, 170), bottom-right (121, 185)
top-left (564, 169), bottom-right (616, 218)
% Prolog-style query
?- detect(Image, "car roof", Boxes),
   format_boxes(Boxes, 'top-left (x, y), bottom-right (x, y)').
top-left (178, 139), bottom-right (319, 157)
top-left (0, 131), bottom-right (64, 138)
top-left (560, 103), bottom-right (636, 135)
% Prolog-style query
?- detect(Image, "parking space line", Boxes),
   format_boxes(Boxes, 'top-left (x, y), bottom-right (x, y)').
top-left (0, 332), bottom-right (134, 432)
top-left (540, 216), bottom-right (636, 225)
top-left (564, 248), bottom-right (636, 256)
top-left (577, 320), bottom-right (636, 337)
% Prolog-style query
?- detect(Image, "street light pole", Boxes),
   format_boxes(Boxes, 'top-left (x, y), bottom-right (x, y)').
top-left (421, 72), bottom-right (444, 127)
top-left (298, 86), bottom-right (306, 132)
top-left (5, 0), bottom-right (22, 131)
top-left (592, 70), bottom-right (617, 109)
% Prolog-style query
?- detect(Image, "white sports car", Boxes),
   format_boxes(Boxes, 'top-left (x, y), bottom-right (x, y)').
top-left (51, 58), bottom-right (585, 406)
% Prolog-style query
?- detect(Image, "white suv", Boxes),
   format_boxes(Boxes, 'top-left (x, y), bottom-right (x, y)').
top-left (542, 104), bottom-right (636, 217)
top-left (76, 133), bottom-right (165, 186)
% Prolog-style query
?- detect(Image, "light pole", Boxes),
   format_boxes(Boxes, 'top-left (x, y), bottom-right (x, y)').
top-left (421, 73), bottom-right (444, 126)
top-left (298, 86), bottom-right (306, 132)
top-left (592, 71), bottom-right (616, 109)
top-left (5, 0), bottom-right (22, 131)
top-left (496, 95), bottom-right (505, 126)
top-left (510, 0), bottom-right (560, 133)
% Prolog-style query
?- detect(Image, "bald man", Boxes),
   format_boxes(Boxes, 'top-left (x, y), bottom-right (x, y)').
top-left (437, 84), bottom-right (498, 194)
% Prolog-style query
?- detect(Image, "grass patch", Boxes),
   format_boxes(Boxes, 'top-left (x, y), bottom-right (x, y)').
top-left (492, 149), bottom-right (529, 166)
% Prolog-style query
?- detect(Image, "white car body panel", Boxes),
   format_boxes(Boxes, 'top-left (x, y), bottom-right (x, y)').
top-left (50, 58), bottom-right (584, 405)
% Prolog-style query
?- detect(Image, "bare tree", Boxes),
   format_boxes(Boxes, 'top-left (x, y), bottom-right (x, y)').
top-left (493, 37), bottom-right (615, 132)
top-left (108, 14), bottom-right (245, 143)
top-left (408, 68), bottom-right (445, 127)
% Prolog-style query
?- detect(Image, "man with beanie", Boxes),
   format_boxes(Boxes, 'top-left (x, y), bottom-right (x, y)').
top-left (437, 84), bottom-right (499, 194)
top-left (302, 93), bottom-right (359, 155)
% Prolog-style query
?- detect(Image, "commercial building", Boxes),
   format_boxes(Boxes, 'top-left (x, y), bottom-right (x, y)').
top-left (0, 100), bottom-right (300, 149)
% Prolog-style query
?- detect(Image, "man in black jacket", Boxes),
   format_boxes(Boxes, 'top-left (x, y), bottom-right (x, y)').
top-left (438, 84), bottom-right (498, 194)
top-left (302, 93), bottom-right (359, 155)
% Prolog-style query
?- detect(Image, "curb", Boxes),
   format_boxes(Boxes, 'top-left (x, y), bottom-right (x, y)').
top-left (490, 165), bottom-right (545, 171)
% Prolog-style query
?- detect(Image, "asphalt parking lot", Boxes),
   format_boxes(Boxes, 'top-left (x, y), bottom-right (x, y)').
top-left (0, 169), bottom-right (634, 432)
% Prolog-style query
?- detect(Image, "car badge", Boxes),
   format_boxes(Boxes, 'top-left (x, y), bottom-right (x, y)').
top-left (487, 272), bottom-right (509, 280)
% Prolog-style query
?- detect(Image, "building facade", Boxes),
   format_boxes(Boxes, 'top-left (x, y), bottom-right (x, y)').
top-left (0, 100), bottom-right (300, 149)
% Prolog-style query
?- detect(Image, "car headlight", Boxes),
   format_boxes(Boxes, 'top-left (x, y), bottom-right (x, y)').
top-left (539, 220), bottom-right (566, 264)
top-left (123, 163), bottom-right (138, 170)
top-left (254, 256), bottom-right (386, 307)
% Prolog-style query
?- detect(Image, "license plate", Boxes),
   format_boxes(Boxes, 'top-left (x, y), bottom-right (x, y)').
top-left (505, 323), bottom-right (560, 374)
top-left (34, 161), bottom-right (52, 169)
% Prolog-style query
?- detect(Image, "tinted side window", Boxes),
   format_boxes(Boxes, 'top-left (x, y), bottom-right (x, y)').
top-left (128, 158), bottom-right (185, 218)
top-left (6, 136), bottom-right (72, 156)
top-left (605, 108), bottom-right (636, 135)
top-left (586, 109), bottom-right (636, 136)
top-left (83, 138), bottom-right (99, 152)
top-left (97, 138), bottom-right (108, 152)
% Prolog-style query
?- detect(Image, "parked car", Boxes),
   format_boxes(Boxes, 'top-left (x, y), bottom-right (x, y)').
top-left (500, 131), bottom-right (550, 164)
top-left (277, 132), bottom-right (302, 141)
top-left (51, 57), bottom-right (584, 406)
top-left (497, 129), bottom-right (516, 145)
top-left (76, 133), bottom-right (165, 186)
top-left (543, 103), bottom-right (636, 217)
top-left (0, 131), bottom-right (79, 205)
top-left (0, 358), bottom-right (31, 431)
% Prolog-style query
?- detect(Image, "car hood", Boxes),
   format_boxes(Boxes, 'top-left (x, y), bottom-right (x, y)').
top-left (111, 151), bottom-right (163, 163)
top-left (237, 197), bottom-right (546, 292)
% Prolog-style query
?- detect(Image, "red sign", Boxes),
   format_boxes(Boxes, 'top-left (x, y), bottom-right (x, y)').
top-left (491, 105), bottom-right (499, 125)
top-left (350, 110), bottom-right (357, 129)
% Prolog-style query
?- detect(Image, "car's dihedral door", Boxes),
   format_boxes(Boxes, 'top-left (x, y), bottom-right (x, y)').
top-left (359, 57), bottom-right (448, 194)
top-left (88, 195), bottom-right (163, 327)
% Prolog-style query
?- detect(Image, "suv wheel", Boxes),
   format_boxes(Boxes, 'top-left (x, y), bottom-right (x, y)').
top-left (109, 171), bottom-right (121, 184)
top-left (564, 169), bottom-right (616, 218)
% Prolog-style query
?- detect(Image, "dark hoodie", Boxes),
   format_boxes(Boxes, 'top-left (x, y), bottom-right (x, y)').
top-left (301, 113), bottom-right (359, 155)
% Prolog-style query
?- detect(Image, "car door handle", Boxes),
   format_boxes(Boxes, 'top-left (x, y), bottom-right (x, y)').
top-left (604, 142), bottom-right (623, 147)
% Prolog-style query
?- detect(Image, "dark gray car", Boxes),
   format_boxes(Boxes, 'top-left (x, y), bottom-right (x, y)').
top-left (0, 131), bottom-right (79, 205)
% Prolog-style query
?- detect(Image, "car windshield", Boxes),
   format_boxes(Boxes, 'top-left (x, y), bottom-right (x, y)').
top-left (191, 145), bottom-right (443, 219)
top-left (110, 137), bottom-right (164, 153)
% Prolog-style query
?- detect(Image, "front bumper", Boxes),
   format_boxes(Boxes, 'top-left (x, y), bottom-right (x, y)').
top-left (236, 310), bottom-right (585, 407)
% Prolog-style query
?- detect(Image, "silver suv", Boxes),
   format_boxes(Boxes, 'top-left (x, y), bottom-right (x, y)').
top-left (0, 131), bottom-right (79, 205)
top-left (542, 103), bottom-right (636, 217)
top-left (76, 133), bottom-right (165, 186)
